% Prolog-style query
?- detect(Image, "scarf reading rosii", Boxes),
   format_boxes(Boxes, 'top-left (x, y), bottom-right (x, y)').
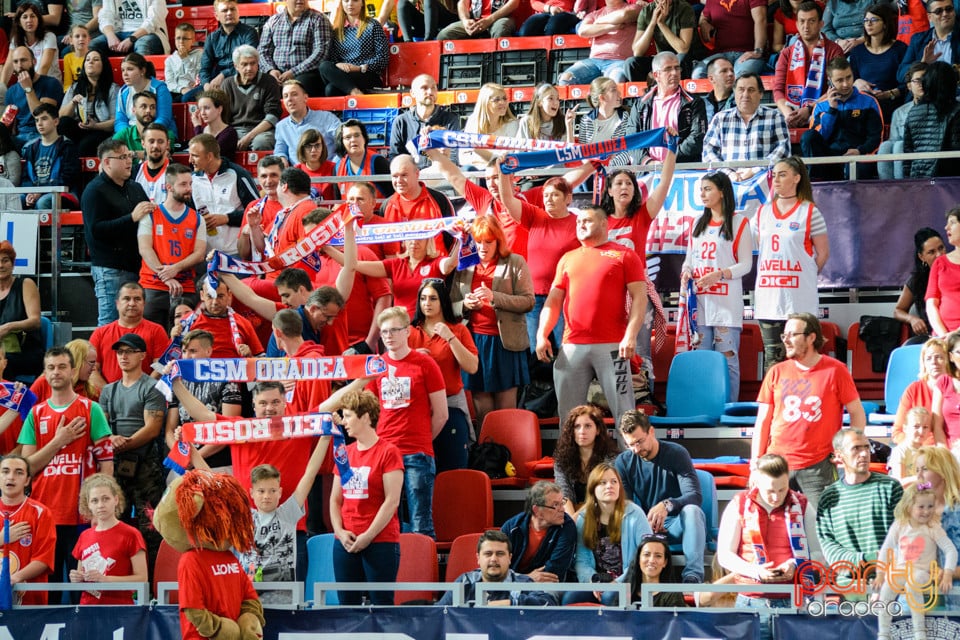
top-left (417, 128), bottom-right (679, 174)
top-left (167, 412), bottom-right (354, 484)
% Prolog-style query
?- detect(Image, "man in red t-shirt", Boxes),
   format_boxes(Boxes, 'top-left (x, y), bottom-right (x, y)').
top-left (536, 205), bottom-right (647, 434)
top-left (0, 455), bottom-right (56, 605)
top-left (89, 282), bottom-right (169, 383)
top-left (751, 312), bottom-right (865, 511)
top-left (366, 306), bottom-right (447, 539)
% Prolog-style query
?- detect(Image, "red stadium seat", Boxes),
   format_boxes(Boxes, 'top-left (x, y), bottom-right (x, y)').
top-left (478, 409), bottom-right (541, 488)
top-left (847, 322), bottom-right (885, 400)
top-left (395, 533), bottom-right (439, 604)
top-left (153, 540), bottom-right (183, 603)
top-left (433, 470), bottom-right (492, 552)
top-left (443, 532), bottom-right (482, 582)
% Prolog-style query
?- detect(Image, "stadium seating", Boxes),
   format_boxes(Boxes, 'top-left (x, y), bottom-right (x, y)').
top-left (650, 351), bottom-right (729, 428)
top-left (395, 533), bottom-right (439, 604)
top-left (868, 343), bottom-right (923, 424)
top-left (153, 540), bottom-right (183, 604)
top-left (432, 470), bottom-right (493, 552)
top-left (478, 409), bottom-right (542, 488)
top-left (305, 533), bottom-right (339, 605)
top-left (443, 532), bottom-right (483, 582)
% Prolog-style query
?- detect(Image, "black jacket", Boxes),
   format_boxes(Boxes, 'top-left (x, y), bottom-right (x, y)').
top-left (81, 173), bottom-right (150, 272)
top-left (903, 102), bottom-right (960, 177)
top-left (625, 86), bottom-right (706, 163)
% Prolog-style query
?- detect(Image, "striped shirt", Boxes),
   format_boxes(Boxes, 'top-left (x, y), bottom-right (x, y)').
top-left (701, 105), bottom-right (790, 170)
top-left (816, 473), bottom-right (902, 570)
top-left (259, 8), bottom-right (333, 76)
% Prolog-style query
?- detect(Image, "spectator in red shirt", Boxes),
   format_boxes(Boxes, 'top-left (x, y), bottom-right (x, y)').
top-left (89, 282), bottom-right (169, 383)
top-left (693, 0), bottom-right (769, 79)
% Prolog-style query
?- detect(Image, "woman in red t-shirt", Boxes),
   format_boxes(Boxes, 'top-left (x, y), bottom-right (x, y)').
top-left (294, 128), bottom-right (338, 202)
top-left (330, 388), bottom-right (404, 605)
top-left (408, 278), bottom-right (478, 472)
top-left (927, 208), bottom-right (960, 336)
top-left (600, 148), bottom-right (676, 398)
top-left (450, 215), bottom-right (534, 425)
top-left (70, 474), bottom-right (147, 605)
top-left (347, 237), bottom-right (458, 320)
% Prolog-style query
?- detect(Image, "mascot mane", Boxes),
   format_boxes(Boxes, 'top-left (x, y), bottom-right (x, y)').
top-left (175, 470), bottom-right (255, 553)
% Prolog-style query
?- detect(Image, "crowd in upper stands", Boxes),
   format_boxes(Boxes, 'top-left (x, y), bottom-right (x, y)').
top-left (5, 0), bottom-right (960, 628)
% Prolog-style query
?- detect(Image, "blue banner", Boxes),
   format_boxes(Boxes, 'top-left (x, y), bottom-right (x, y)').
top-left (0, 605), bottom-right (761, 639)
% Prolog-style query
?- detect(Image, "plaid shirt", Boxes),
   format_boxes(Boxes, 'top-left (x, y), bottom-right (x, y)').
top-left (702, 105), bottom-right (790, 170)
top-left (259, 8), bottom-right (333, 75)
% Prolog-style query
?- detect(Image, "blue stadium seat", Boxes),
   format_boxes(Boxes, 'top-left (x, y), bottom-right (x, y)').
top-left (649, 351), bottom-right (728, 428)
top-left (868, 344), bottom-right (923, 424)
top-left (668, 469), bottom-right (719, 555)
top-left (304, 533), bottom-right (339, 606)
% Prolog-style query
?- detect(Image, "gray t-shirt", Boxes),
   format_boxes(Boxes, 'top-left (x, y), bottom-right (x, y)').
top-left (100, 374), bottom-right (166, 457)
top-left (237, 496), bottom-right (304, 603)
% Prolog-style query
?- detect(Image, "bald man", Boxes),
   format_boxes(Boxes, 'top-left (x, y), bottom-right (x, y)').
top-left (389, 74), bottom-right (461, 169)
top-left (379, 155), bottom-right (455, 257)
top-left (6, 46), bottom-right (64, 147)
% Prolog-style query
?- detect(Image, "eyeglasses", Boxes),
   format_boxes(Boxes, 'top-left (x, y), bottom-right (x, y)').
top-left (641, 533), bottom-right (668, 543)
top-left (381, 326), bottom-right (408, 336)
top-left (537, 498), bottom-right (567, 511)
top-left (781, 331), bottom-right (808, 341)
top-left (910, 78), bottom-right (925, 85)
top-left (422, 277), bottom-right (445, 286)
top-left (929, 6), bottom-right (954, 15)
top-left (305, 142), bottom-right (323, 150)
top-left (862, 17), bottom-right (881, 23)
top-left (115, 349), bottom-right (143, 356)
top-left (106, 154), bottom-right (133, 161)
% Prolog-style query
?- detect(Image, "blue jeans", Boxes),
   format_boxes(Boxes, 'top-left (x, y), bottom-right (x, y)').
top-left (90, 32), bottom-right (165, 56)
top-left (91, 266), bottom-right (139, 325)
top-left (527, 294), bottom-right (563, 353)
top-left (517, 12), bottom-right (580, 36)
top-left (558, 58), bottom-right (628, 85)
top-left (736, 593), bottom-right (792, 640)
top-left (697, 325), bottom-right (742, 402)
top-left (692, 51), bottom-right (768, 79)
top-left (664, 504), bottom-right (706, 582)
top-left (331, 539), bottom-right (400, 605)
top-left (401, 453), bottom-right (435, 539)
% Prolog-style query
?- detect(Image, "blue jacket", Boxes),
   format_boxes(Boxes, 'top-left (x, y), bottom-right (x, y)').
top-left (501, 511), bottom-right (577, 578)
top-left (21, 135), bottom-right (79, 195)
top-left (573, 501), bottom-right (652, 584)
top-left (199, 23), bottom-right (259, 85)
top-left (898, 25), bottom-right (960, 84)
top-left (114, 78), bottom-right (176, 137)
top-left (810, 88), bottom-right (883, 154)
top-left (437, 569), bottom-right (558, 606)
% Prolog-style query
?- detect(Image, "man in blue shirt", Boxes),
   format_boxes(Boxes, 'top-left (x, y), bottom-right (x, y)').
top-left (800, 56), bottom-right (882, 181)
top-left (5, 46), bottom-right (63, 148)
top-left (274, 80), bottom-right (342, 167)
top-left (21, 104), bottom-right (79, 210)
top-left (614, 410), bottom-right (706, 583)
top-left (500, 481), bottom-right (576, 583)
top-left (200, 0), bottom-right (259, 91)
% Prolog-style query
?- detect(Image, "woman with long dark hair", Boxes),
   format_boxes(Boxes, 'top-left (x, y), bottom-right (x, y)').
top-left (408, 278), bottom-right (478, 472)
top-left (680, 172), bottom-right (754, 401)
top-left (753, 156), bottom-right (829, 373)
top-left (904, 61), bottom-right (960, 178)
top-left (60, 49), bottom-right (119, 157)
top-left (895, 227), bottom-right (946, 340)
top-left (848, 2), bottom-right (907, 121)
top-left (191, 88), bottom-right (237, 158)
top-left (2, 2), bottom-right (59, 83)
top-left (553, 405), bottom-right (620, 517)
top-left (624, 534), bottom-right (687, 607)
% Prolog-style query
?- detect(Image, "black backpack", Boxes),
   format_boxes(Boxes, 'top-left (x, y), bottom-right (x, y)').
top-left (467, 439), bottom-right (512, 479)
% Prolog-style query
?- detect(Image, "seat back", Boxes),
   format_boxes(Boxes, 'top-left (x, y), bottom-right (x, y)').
top-left (444, 533), bottom-right (483, 582)
top-left (433, 470), bottom-right (493, 548)
top-left (664, 351), bottom-right (729, 420)
top-left (883, 344), bottom-right (923, 411)
top-left (696, 469), bottom-right (719, 551)
top-left (479, 409), bottom-right (541, 480)
top-left (153, 540), bottom-right (183, 603)
top-left (304, 533), bottom-right (339, 605)
top-left (39, 316), bottom-right (53, 349)
top-left (819, 321), bottom-right (844, 362)
top-left (395, 533), bottom-right (439, 604)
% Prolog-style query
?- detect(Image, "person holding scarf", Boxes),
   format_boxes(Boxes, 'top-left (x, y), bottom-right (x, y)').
top-left (717, 453), bottom-right (822, 638)
top-left (773, 1), bottom-right (844, 129)
top-left (379, 155), bottom-right (455, 258)
top-left (334, 119), bottom-right (393, 199)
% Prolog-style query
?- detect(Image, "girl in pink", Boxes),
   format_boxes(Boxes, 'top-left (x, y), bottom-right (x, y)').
top-left (874, 483), bottom-right (957, 640)
top-left (69, 474), bottom-right (147, 605)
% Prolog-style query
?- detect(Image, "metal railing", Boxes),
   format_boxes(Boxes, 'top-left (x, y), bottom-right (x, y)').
top-left (13, 581), bottom-right (148, 607)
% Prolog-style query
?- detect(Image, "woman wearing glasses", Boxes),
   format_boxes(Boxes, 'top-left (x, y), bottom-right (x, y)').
top-left (407, 278), bottom-right (478, 471)
top-left (294, 129), bottom-right (338, 201)
top-left (565, 462), bottom-right (651, 605)
top-left (848, 3), bottom-right (907, 122)
top-left (716, 453), bottom-right (822, 636)
top-left (450, 215), bottom-right (534, 425)
top-left (624, 533), bottom-right (686, 607)
top-left (752, 157), bottom-right (829, 374)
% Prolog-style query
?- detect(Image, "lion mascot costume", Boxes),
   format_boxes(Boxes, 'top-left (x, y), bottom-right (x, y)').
top-left (153, 469), bottom-right (265, 640)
